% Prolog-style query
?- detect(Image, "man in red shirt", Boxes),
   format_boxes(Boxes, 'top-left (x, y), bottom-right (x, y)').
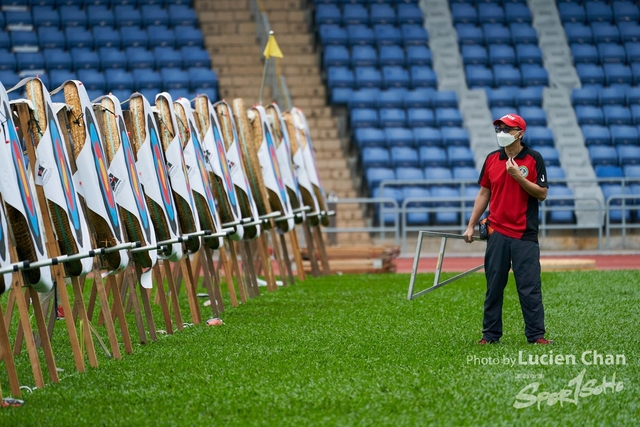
top-left (463, 113), bottom-right (552, 345)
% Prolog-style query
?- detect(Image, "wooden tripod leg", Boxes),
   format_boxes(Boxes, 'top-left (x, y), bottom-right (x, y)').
top-left (236, 243), bottom-right (254, 298)
top-left (196, 248), bottom-right (217, 317)
top-left (180, 257), bottom-right (201, 325)
top-left (303, 222), bottom-right (321, 277)
top-left (0, 301), bottom-right (21, 397)
top-left (3, 289), bottom-right (15, 334)
top-left (69, 277), bottom-right (98, 367)
top-left (14, 281), bottom-right (45, 388)
top-left (269, 229), bottom-right (288, 288)
top-left (135, 266), bottom-right (157, 342)
top-left (28, 289), bottom-right (59, 382)
top-left (151, 266), bottom-right (173, 334)
top-left (125, 267), bottom-right (147, 344)
top-left (86, 278), bottom-right (99, 323)
top-left (279, 233), bottom-right (295, 286)
top-left (289, 228), bottom-right (306, 281)
top-left (90, 272), bottom-right (122, 360)
top-left (313, 226), bottom-right (332, 275)
top-left (107, 274), bottom-right (133, 355)
top-left (227, 242), bottom-right (247, 303)
top-left (203, 247), bottom-right (224, 314)
top-left (242, 241), bottom-right (260, 297)
top-left (257, 234), bottom-right (277, 292)
top-left (218, 246), bottom-right (239, 307)
top-left (160, 262), bottom-right (183, 331)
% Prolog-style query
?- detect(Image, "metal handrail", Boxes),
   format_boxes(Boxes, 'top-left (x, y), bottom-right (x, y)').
top-left (605, 194), bottom-right (640, 250)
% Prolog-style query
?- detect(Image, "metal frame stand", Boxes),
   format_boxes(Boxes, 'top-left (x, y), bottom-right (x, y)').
top-left (407, 231), bottom-right (485, 301)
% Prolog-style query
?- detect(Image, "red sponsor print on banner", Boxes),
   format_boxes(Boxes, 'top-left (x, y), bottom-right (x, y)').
top-left (87, 109), bottom-right (120, 237)
top-left (147, 119), bottom-right (177, 234)
top-left (191, 123), bottom-right (217, 216)
top-left (263, 122), bottom-right (287, 205)
top-left (212, 120), bottom-right (237, 208)
top-left (48, 109), bottom-right (84, 246)
top-left (6, 106), bottom-right (44, 253)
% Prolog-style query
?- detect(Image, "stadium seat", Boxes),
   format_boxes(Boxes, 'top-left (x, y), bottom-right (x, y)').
top-left (382, 66), bottom-right (410, 88)
top-left (49, 69), bottom-right (76, 89)
top-left (601, 184), bottom-right (632, 222)
top-left (617, 145), bottom-right (640, 165)
top-left (390, 146), bottom-right (419, 168)
top-left (626, 42), bottom-right (640, 63)
top-left (595, 165), bottom-right (624, 178)
top-left (141, 5), bottom-right (170, 27)
top-left (16, 52), bottom-right (44, 71)
top-left (348, 25), bottom-right (375, 46)
top-left (93, 26), bottom-right (121, 49)
top-left (452, 166), bottom-right (478, 181)
top-left (519, 106), bottom-right (547, 126)
top-left (319, 25), bottom-right (348, 45)
top-left (121, 26), bottom-right (149, 49)
top-left (589, 145), bottom-right (618, 165)
top-left (396, 167), bottom-right (424, 182)
top-left (576, 105), bottom-right (605, 125)
top-left (576, 63), bottom-right (605, 85)
top-left (370, 3), bottom-right (395, 26)
top-left (572, 87), bottom-right (599, 106)
top-left (38, 27), bottom-right (65, 50)
top-left (351, 45), bottom-right (377, 67)
top-left (154, 47), bottom-right (183, 69)
top-left (366, 167), bottom-right (395, 190)
top-left (402, 24), bottom-right (429, 46)
top-left (599, 43), bottom-right (626, 63)
top-left (447, 146), bottom-right (475, 168)
top-left (581, 125), bottom-right (611, 145)
top-left (546, 166), bottom-right (566, 181)
top-left (486, 88), bottom-right (513, 107)
top-left (599, 86), bottom-right (625, 106)
top-left (397, 3), bottom-right (423, 25)
top-left (168, 5), bottom-right (198, 27)
top-left (402, 187), bottom-right (431, 226)
top-left (127, 47), bottom-right (155, 69)
top-left (161, 68), bottom-right (190, 90)
top-left (5, 10), bottom-right (32, 27)
top-left (106, 69), bottom-right (134, 91)
top-left (87, 5), bottom-right (115, 27)
top-left (441, 126), bottom-right (470, 146)
top-left (430, 187), bottom-right (461, 224)
top-left (592, 22), bottom-right (620, 44)
top-left (526, 126), bottom-right (554, 146)
top-left (452, 3), bottom-right (477, 25)
top-left (362, 147), bottom-right (391, 168)
top-left (516, 44), bottom-right (542, 64)
top-left (565, 23), bottom-right (593, 44)
top-left (419, 147), bottom-right (447, 168)
top-left (489, 44), bottom-right (515, 65)
top-left (351, 108), bottom-right (379, 128)
top-left (413, 127), bottom-right (442, 147)
top-left (505, 3), bottom-right (531, 24)
top-left (174, 26), bottom-right (204, 48)
top-left (478, 3), bottom-right (505, 25)
top-left (372, 187), bottom-right (402, 225)
top-left (188, 67), bottom-right (217, 91)
top-left (349, 88), bottom-right (380, 108)
top-left (409, 66), bottom-right (437, 88)
top-left (604, 63), bottom-right (632, 85)
top-left (533, 146), bottom-right (560, 166)
top-left (521, 65), bottom-right (548, 86)
top-left (493, 64), bottom-right (521, 86)
top-left (71, 48), bottom-right (100, 69)
top-left (559, 3), bottom-right (586, 23)
top-left (510, 23), bottom-right (537, 45)
top-left (379, 45), bottom-right (405, 67)
top-left (33, 6), bottom-right (59, 27)
top-left (181, 46), bottom-right (210, 69)
top-left (355, 127), bottom-right (385, 148)
top-left (484, 24), bottom-right (511, 45)
top-left (0, 71), bottom-right (19, 90)
top-left (404, 88), bottom-right (434, 108)
top-left (433, 91), bottom-right (458, 109)
top-left (456, 24), bottom-right (484, 45)
top-left (406, 108), bottom-right (434, 127)
top-left (620, 23), bottom-right (640, 43)
top-left (462, 45), bottom-right (488, 65)
top-left (324, 45), bottom-right (350, 67)
top-left (343, 4), bottom-right (369, 26)
top-left (133, 68), bottom-right (162, 90)
top-left (385, 127), bottom-right (415, 147)
top-left (586, 1), bottom-right (613, 24)
top-left (355, 66), bottom-right (381, 88)
top-left (329, 66), bottom-right (355, 88)
top-left (623, 165), bottom-right (640, 179)
top-left (603, 105), bottom-right (632, 125)
top-left (515, 86), bottom-right (543, 107)
top-left (114, 5), bottom-right (142, 27)
top-left (373, 24), bottom-right (402, 46)
top-left (65, 27), bottom-right (93, 50)
top-left (0, 49), bottom-right (16, 71)
top-left (99, 47), bottom-right (127, 70)
top-left (77, 69), bottom-right (106, 91)
top-left (406, 45), bottom-right (432, 66)
top-left (571, 43), bottom-right (599, 64)
top-left (316, 4), bottom-right (341, 26)
top-left (546, 186), bottom-right (575, 223)
top-left (379, 108), bottom-right (407, 127)
top-left (435, 108), bottom-right (463, 127)
top-left (148, 26), bottom-right (175, 48)
top-left (331, 87), bottom-right (352, 104)
top-left (613, 2), bottom-right (640, 24)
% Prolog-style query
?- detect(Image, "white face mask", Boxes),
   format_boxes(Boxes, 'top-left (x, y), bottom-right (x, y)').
top-left (496, 130), bottom-right (518, 147)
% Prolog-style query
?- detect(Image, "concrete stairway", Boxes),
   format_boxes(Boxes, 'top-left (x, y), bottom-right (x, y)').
top-left (195, 0), bottom-right (370, 244)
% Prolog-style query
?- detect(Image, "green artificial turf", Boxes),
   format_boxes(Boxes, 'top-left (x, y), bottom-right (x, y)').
top-left (0, 270), bottom-right (638, 426)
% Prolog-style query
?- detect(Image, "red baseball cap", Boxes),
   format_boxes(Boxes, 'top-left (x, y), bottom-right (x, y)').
top-left (493, 113), bottom-right (526, 132)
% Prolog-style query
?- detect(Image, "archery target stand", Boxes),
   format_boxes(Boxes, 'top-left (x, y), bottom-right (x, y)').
top-left (407, 231), bottom-right (485, 301)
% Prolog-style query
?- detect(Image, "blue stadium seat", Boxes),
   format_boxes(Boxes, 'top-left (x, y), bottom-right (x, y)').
top-left (316, 4), bottom-right (341, 26)
top-left (614, 2), bottom-right (640, 24)
top-left (370, 3), bottom-right (396, 26)
top-left (419, 147), bottom-right (447, 168)
top-left (397, 3), bottom-right (423, 25)
top-left (351, 45), bottom-right (377, 67)
top-left (355, 127), bottom-right (385, 148)
top-left (586, 1), bottom-right (613, 23)
top-left (465, 65), bottom-right (494, 87)
top-left (0, 71), bottom-right (19, 90)
top-left (447, 146), bottom-right (474, 167)
top-left (453, 166), bottom-right (478, 181)
top-left (409, 66), bottom-right (437, 88)
top-left (571, 43), bottom-right (599, 63)
top-left (33, 6), bottom-right (59, 27)
top-left (577, 106), bottom-right (605, 125)
top-left (631, 104), bottom-right (640, 125)
top-left (366, 167), bottom-right (395, 190)
top-left (331, 87), bottom-right (352, 104)
top-left (16, 52), bottom-right (44, 71)
top-left (99, 47), bottom-right (127, 70)
top-left (603, 105), bottom-right (632, 125)
top-left (106, 69), bottom-right (134, 91)
top-left (93, 26), bottom-right (121, 49)
top-left (168, 5), bottom-right (198, 27)
top-left (533, 146), bottom-right (560, 166)
top-left (161, 68), bottom-right (190, 90)
top-left (407, 108), bottom-right (434, 127)
top-left (379, 45), bottom-right (405, 67)
top-left (505, 3), bottom-right (531, 24)
top-left (328, 66), bottom-right (355, 87)
top-left (451, 3), bottom-right (477, 25)
top-left (181, 46), bottom-right (210, 68)
top-left (114, 5), bottom-right (142, 27)
top-left (373, 24), bottom-right (402, 46)
top-left (599, 86), bottom-right (625, 105)
top-left (379, 108), bottom-right (407, 127)
top-left (611, 125), bottom-right (639, 146)
top-left (430, 186), bottom-right (461, 224)
top-left (435, 108), bottom-right (463, 127)
top-left (619, 23), bottom-right (640, 43)
top-left (516, 44), bottom-right (542, 64)
top-left (626, 42), bottom-right (640, 63)
top-left (37, 27), bottom-right (65, 50)
top-left (433, 91), bottom-right (458, 108)
top-left (71, 48), bottom-right (100, 69)
top-left (319, 25), bottom-right (348, 45)
top-left (519, 106), bottom-right (546, 126)
top-left (406, 45), bottom-right (432, 66)
top-left (324, 45), bottom-right (350, 67)
top-left (515, 86), bottom-right (543, 107)
top-left (87, 5), bottom-right (115, 27)
top-left (565, 23), bottom-right (593, 44)
top-left (633, 63), bottom-right (640, 85)
top-left (581, 125), bottom-right (611, 145)
top-left (598, 42), bottom-right (626, 63)
top-left (494, 64), bottom-right (521, 86)
top-left (441, 126), bottom-right (470, 146)
top-left (390, 146), bottom-right (419, 168)
top-left (489, 44), bottom-right (515, 65)
top-left (355, 66), bottom-right (381, 88)
top-left (623, 164), bottom-right (640, 179)
top-left (478, 3), bottom-right (505, 25)
top-left (362, 147), bottom-right (391, 168)
top-left (572, 87), bottom-right (599, 106)
top-left (595, 165), bottom-right (624, 178)
top-left (617, 145), bottom-right (640, 165)
top-left (491, 106), bottom-right (516, 121)
top-left (148, 26), bottom-right (176, 48)
top-left (592, 22), bottom-right (620, 44)
top-left (510, 23), bottom-right (537, 45)
top-left (396, 167), bottom-right (424, 182)
top-left (77, 69), bottom-right (106, 91)
top-left (601, 184), bottom-right (632, 222)
top-left (404, 88), bottom-right (434, 108)
top-left (385, 127), bottom-right (415, 147)
top-left (343, 4), bottom-right (369, 26)
top-left (413, 127), bottom-right (443, 147)
top-left (546, 186), bottom-right (575, 223)
top-left (484, 24), bottom-right (511, 44)
top-left (589, 145), bottom-right (618, 165)
top-left (351, 108), bottom-right (379, 128)
top-left (65, 27), bottom-right (93, 50)
top-left (382, 66), bottom-right (410, 88)
top-left (121, 26), bottom-right (149, 49)
top-left (521, 64), bottom-right (548, 86)
top-left (49, 69), bottom-right (76, 89)
top-left (627, 87), bottom-right (640, 105)
top-left (0, 50), bottom-right (16, 71)
top-left (526, 126), bottom-right (554, 146)
top-left (133, 68), bottom-right (162, 90)
top-left (59, 6), bottom-right (87, 27)
top-left (377, 88), bottom-right (407, 108)
top-left (141, 5), bottom-right (170, 27)
top-left (487, 88), bottom-right (513, 107)
top-left (153, 46), bottom-right (183, 69)
top-left (462, 45), bottom-right (488, 65)
top-left (576, 63), bottom-right (605, 85)
top-left (349, 88), bottom-right (380, 108)
top-left (604, 63), bottom-right (632, 85)
top-left (402, 24), bottom-right (429, 46)
top-left (127, 47), bottom-right (155, 69)
top-left (402, 187), bottom-right (431, 226)
top-left (188, 67), bottom-right (217, 90)
top-left (372, 187), bottom-right (402, 225)
top-left (546, 165), bottom-right (566, 181)
top-left (174, 26), bottom-right (204, 48)
top-left (559, 3), bottom-right (586, 23)
top-left (5, 10), bottom-right (32, 27)
top-left (349, 25), bottom-right (376, 45)
top-left (456, 24), bottom-right (484, 45)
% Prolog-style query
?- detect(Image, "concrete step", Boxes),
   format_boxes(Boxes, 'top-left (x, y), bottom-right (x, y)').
top-left (319, 168), bottom-right (352, 180)
top-left (290, 97), bottom-right (328, 109)
top-left (198, 11), bottom-right (252, 24)
top-left (207, 45), bottom-right (261, 56)
top-left (195, 0), bottom-right (249, 11)
top-left (206, 34), bottom-right (258, 47)
top-left (211, 54), bottom-right (262, 67)
top-left (200, 21), bottom-right (256, 36)
top-left (214, 64), bottom-right (264, 76)
top-left (218, 75), bottom-right (266, 87)
top-left (288, 85), bottom-right (325, 98)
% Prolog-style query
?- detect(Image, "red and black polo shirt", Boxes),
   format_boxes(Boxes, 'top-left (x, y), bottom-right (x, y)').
top-left (478, 143), bottom-right (548, 242)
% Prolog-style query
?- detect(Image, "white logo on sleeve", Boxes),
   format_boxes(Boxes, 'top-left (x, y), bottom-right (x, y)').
top-left (540, 175), bottom-right (545, 182)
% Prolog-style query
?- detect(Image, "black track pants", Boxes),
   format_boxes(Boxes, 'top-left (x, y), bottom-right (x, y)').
top-left (482, 231), bottom-right (546, 342)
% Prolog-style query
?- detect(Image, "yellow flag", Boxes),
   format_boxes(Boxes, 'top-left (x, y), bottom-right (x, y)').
top-left (263, 33), bottom-right (284, 59)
